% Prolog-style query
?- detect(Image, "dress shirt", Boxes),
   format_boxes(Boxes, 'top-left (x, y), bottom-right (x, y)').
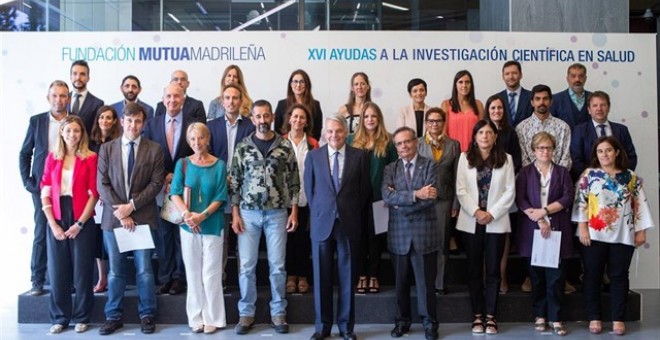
top-left (121, 135), bottom-right (141, 199)
top-left (225, 114), bottom-right (243, 169)
top-left (327, 144), bottom-right (346, 185)
top-left (164, 111), bottom-right (183, 157)
top-left (288, 133), bottom-right (310, 206)
top-left (568, 88), bottom-right (585, 111)
top-left (72, 89), bottom-right (89, 110)
top-left (402, 154), bottom-right (418, 179)
top-left (516, 114), bottom-right (572, 169)
top-left (591, 120), bottom-right (611, 137)
top-left (48, 113), bottom-right (68, 152)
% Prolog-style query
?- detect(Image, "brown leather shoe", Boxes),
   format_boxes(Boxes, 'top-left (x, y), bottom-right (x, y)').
top-left (169, 279), bottom-right (186, 295)
top-left (155, 281), bottom-right (172, 295)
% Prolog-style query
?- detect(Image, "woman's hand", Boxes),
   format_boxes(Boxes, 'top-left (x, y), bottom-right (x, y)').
top-left (49, 222), bottom-right (66, 241)
top-left (185, 212), bottom-right (205, 233)
top-left (64, 223), bottom-right (82, 239)
top-left (528, 208), bottom-right (547, 222)
top-left (634, 230), bottom-right (646, 247)
top-left (578, 223), bottom-right (591, 246)
top-left (538, 219), bottom-right (551, 239)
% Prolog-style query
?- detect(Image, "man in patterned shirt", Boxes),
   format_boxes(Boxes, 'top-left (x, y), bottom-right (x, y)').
top-left (229, 100), bottom-right (300, 335)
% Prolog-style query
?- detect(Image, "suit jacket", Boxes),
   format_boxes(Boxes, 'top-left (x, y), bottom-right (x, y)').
top-left (110, 99), bottom-right (155, 120)
top-left (397, 103), bottom-right (431, 137)
top-left (570, 120), bottom-right (637, 179)
top-left (455, 153), bottom-right (516, 234)
top-left (208, 115), bottom-right (256, 164)
top-left (97, 137), bottom-right (165, 230)
top-left (142, 112), bottom-right (196, 173)
top-left (70, 91), bottom-right (104, 134)
top-left (304, 144), bottom-right (371, 242)
top-left (19, 112), bottom-right (50, 194)
top-left (155, 96), bottom-right (206, 123)
top-left (382, 156), bottom-right (440, 255)
top-left (550, 89), bottom-right (592, 130)
top-left (417, 136), bottom-right (460, 201)
top-left (497, 87), bottom-right (533, 128)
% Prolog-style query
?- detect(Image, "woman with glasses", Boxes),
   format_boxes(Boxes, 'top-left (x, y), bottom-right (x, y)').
top-left (441, 70), bottom-right (484, 152)
top-left (338, 72), bottom-right (372, 134)
top-left (274, 69), bottom-right (323, 140)
top-left (207, 65), bottom-right (253, 121)
top-left (417, 107), bottom-right (460, 295)
top-left (397, 78), bottom-right (431, 137)
top-left (516, 132), bottom-right (574, 336)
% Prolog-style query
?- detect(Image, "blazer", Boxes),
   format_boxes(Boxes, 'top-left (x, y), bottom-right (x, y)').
top-left (40, 152), bottom-right (99, 221)
top-left (70, 91), bottom-right (105, 134)
top-left (497, 87), bottom-right (533, 128)
top-left (274, 99), bottom-right (324, 140)
top-left (396, 103), bottom-right (431, 137)
top-left (110, 99), bottom-right (155, 120)
top-left (455, 153), bottom-right (515, 234)
top-left (97, 137), bottom-right (165, 230)
top-left (382, 156), bottom-right (440, 255)
top-left (550, 89), bottom-right (592, 130)
top-left (304, 144), bottom-right (371, 242)
top-left (142, 112), bottom-right (196, 173)
top-left (515, 163), bottom-right (574, 259)
top-left (19, 112), bottom-right (50, 194)
top-left (155, 96), bottom-right (206, 123)
top-left (417, 136), bottom-right (460, 201)
top-left (208, 115), bottom-right (256, 164)
top-left (570, 120), bottom-right (637, 179)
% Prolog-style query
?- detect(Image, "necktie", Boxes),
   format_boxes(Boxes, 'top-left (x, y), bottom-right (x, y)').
top-left (166, 118), bottom-right (176, 157)
top-left (332, 151), bottom-right (340, 191)
top-left (405, 162), bottom-right (413, 189)
top-left (598, 124), bottom-right (607, 138)
top-left (72, 93), bottom-right (81, 115)
top-left (127, 141), bottom-right (135, 186)
top-left (508, 92), bottom-right (517, 122)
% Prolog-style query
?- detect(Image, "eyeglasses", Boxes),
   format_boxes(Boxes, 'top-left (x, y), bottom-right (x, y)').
top-left (394, 139), bottom-right (415, 147)
top-left (171, 77), bottom-right (188, 82)
top-left (291, 80), bottom-right (306, 85)
top-left (535, 146), bottom-right (554, 152)
top-left (426, 119), bottom-right (445, 125)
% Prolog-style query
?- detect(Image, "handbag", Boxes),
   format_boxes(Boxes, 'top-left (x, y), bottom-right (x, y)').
top-left (160, 158), bottom-right (190, 224)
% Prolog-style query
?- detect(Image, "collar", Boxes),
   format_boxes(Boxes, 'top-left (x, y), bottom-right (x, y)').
top-left (122, 135), bottom-right (141, 146)
top-left (401, 153), bottom-right (419, 166)
top-left (568, 88), bottom-right (585, 98)
top-left (72, 89), bottom-right (89, 98)
top-left (508, 87), bottom-right (522, 97)
top-left (166, 111), bottom-right (183, 123)
top-left (328, 144), bottom-right (346, 157)
top-left (49, 112), bottom-right (68, 122)
top-left (591, 119), bottom-right (610, 128)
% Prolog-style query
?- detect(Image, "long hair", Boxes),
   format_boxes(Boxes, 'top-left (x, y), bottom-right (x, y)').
top-left (285, 69), bottom-right (316, 109)
top-left (219, 65), bottom-right (253, 116)
top-left (590, 136), bottom-right (629, 170)
top-left (466, 120), bottom-right (507, 169)
top-left (346, 72), bottom-right (372, 112)
top-left (90, 105), bottom-right (121, 145)
top-left (351, 101), bottom-right (390, 157)
top-left (281, 103), bottom-right (313, 136)
top-left (484, 94), bottom-right (512, 133)
top-left (449, 70), bottom-right (478, 116)
top-left (54, 115), bottom-right (93, 160)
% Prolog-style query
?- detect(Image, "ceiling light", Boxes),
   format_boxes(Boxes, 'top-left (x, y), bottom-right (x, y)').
top-left (167, 13), bottom-right (181, 23)
top-left (382, 2), bottom-right (409, 11)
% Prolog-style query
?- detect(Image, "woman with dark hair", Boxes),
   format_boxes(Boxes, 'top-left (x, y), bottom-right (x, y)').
top-left (207, 65), bottom-right (253, 120)
top-left (572, 136), bottom-right (654, 336)
top-left (282, 104), bottom-right (319, 294)
top-left (397, 78), bottom-right (431, 137)
top-left (275, 69), bottom-right (324, 140)
top-left (455, 120), bottom-right (515, 335)
top-left (338, 72), bottom-right (372, 134)
top-left (441, 70), bottom-right (484, 152)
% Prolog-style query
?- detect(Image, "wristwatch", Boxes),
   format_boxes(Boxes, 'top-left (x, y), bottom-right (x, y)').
top-left (75, 220), bottom-right (84, 229)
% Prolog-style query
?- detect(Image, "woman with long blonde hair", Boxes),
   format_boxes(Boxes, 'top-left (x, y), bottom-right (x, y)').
top-left (207, 65), bottom-right (253, 120)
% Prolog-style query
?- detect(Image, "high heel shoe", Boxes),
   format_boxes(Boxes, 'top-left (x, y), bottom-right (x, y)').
top-left (356, 277), bottom-right (367, 294)
top-left (297, 277), bottom-right (309, 294)
top-left (368, 277), bottom-right (380, 294)
top-left (286, 276), bottom-right (297, 294)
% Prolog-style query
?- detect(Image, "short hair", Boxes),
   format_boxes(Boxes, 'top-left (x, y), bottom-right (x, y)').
top-left (392, 126), bottom-right (416, 140)
top-left (123, 102), bottom-right (147, 121)
top-left (588, 91), bottom-right (611, 106)
top-left (186, 122), bottom-right (211, 141)
top-left (590, 136), bottom-right (629, 170)
top-left (407, 78), bottom-right (427, 94)
top-left (251, 99), bottom-right (272, 115)
top-left (325, 114), bottom-right (348, 132)
top-left (531, 84), bottom-right (553, 100)
top-left (502, 60), bottom-right (522, 73)
top-left (282, 103), bottom-right (312, 135)
top-left (567, 63), bottom-right (587, 74)
top-left (223, 83), bottom-right (243, 99)
top-left (121, 75), bottom-right (141, 88)
top-left (48, 80), bottom-right (69, 93)
top-left (70, 60), bottom-right (89, 74)
top-left (531, 131), bottom-right (556, 151)
top-left (163, 83), bottom-right (184, 95)
top-left (424, 107), bottom-right (446, 121)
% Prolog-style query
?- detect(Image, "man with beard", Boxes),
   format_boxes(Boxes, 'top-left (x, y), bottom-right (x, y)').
top-left (69, 60), bottom-right (104, 133)
top-left (495, 60), bottom-right (533, 128)
top-left (550, 63), bottom-right (592, 130)
top-left (154, 70), bottom-right (206, 123)
top-left (516, 84), bottom-right (572, 169)
top-left (110, 75), bottom-right (155, 120)
top-left (229, 100), bottom-right (299, 335)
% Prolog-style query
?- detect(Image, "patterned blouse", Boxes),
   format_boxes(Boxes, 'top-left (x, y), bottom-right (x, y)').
top-left (515, 114), bottom-right (572, 169)
top-left (572, 168), bottom-right (654, 246)
top-left (477, 166), bottom-right (492, 210)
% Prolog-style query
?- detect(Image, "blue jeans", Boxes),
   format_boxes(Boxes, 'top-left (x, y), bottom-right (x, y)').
top-left (104, 229), bottom-right (157, 320)
top-left (237, 208), bottom-right (288, 317)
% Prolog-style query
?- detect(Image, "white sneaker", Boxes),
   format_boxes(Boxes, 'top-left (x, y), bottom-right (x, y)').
top-left (74, 323), bottom-right (88, 333)
top-left (49, 324), bottom-right (65, 334)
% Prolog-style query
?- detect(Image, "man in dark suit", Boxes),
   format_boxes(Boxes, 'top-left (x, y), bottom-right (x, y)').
top-left (304, 114), bottom-right (371, 340)
top-left (383, 127), bottom-right (440, 340)
top-left (154, 70), bottom-right (206, 122)
top-left (19, 80), bottom-right (71, 296)
top-left (110, 75), bottom-right (155, 120)
top-left (69, 60), bottom-right (104, 133)
top-left (97, 103), bottom-right (165, 335)
top-left (496, 60), bottom-right (533, 128)
top-left (570, 90), bottom-right (638, 179)
top-left (142, 83), bottom-right (196, 295)
top-left (550, 63), bottom-right (592, 130)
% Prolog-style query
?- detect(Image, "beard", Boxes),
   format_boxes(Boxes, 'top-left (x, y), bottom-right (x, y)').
top-left (123, 91), bottom-right (137, 101)
top-left (258, 123), bottom-right (271, 134)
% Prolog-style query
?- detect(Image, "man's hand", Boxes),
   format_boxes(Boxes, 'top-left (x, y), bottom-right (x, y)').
top-left (121, 216), bottom-right (137, 232)
top-left (112, 203), bottom-right (134, 220)
top-left (414, 184), bottom-right (437, 200)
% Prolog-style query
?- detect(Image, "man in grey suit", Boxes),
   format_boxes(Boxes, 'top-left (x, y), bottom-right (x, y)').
top-left (382, 126), bottom-right (440, 340)
top-left (97, 103), bottom-right (165, 335)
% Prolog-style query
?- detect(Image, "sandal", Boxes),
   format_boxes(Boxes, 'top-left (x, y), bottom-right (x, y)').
top-left (588, 320), bottom-right (602, 334)
top-left (471, 315), bottom-right (484, 333)
top-left (368, 277), bottom-right (380, 294)
top-left (93, 283), bottom-right (107, 293)
top-left (485, 315), bottom-right (498, 334)
top-left (286, 276), bottom-right (297, 294)
top-left (552, 322), bottom-right (567, 336)
top-left (534, 317), bottom-right (547, 332)
top-left (612, 321), bottom-right (626, 336)
top-left (356, 276), bottom-right (367, 294)
top-left (499, 281), bottom-right (509, 294)
top-left (297, 277), bottom-right (309, 294)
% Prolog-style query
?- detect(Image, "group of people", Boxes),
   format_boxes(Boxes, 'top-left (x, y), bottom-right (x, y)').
top-left (19, 59), bottom-right (654, 339)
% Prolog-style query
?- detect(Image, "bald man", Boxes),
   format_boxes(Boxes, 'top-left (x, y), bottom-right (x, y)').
top-left (154, 70), bottom-right (206, 123)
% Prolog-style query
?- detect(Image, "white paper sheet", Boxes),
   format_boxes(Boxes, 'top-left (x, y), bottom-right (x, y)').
top-left (113, 224), bottom-right (155, 253)
top-left (93, 200), bottom-right (103, 224)
top-left (531, 230), bottom-right (562, 269)
top-left (372, 200), bottom-right (389, 235)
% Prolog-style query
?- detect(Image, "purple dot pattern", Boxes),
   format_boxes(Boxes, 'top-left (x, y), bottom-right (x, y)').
top-left (592, 62), bottom-right (599, 69)
top-left (372, 88), bottom-right (382, 98)
top-left (644, 243), bottom-right (650, 249)
top-left (153, 35), bottom-right (161, 42)
top-left (469, 32), bottom-right (484, 43)
top-left (2, 49), bottom-right (7, 56)
top-left (20, 227), bottom-right (28, 234)
top-left (592, 34), bottom-right (607, 47)
top-left (641, 111), bottom-right (648, 118)
top-left (611, 80), bottom-right (619, 88)
top-left (603, 71), bottom-right (608, 76)
top-left (280, 33), bottom-right (287, 39)
top-left (638, 71), bottom-right (642, 76)
top-left (570, 36), bottom-right (577, 43)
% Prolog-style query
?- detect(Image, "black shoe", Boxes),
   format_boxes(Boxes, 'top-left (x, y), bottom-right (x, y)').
top-left (99, 319), bottom-right (123, 335)
top-left (424, 328), bottom-right (439, 340)
top-left (270, 315), bottom-right (289, 334)
top-left (155, 281), bottom-right (172, 295)
top-left (28, 283), bottom-right (44, 296)
top-left (140, 316), bottom-right (156, 334)
top-left (169, 279), bottom-right (186, 295)
top-left (391, 321), bottom-right (411, 337)
top-left (340, 331), bottom-right (357, 340)
top-left (310, 331), bottom-right (330, 340)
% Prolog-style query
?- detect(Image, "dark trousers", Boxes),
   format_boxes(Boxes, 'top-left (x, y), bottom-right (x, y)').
top-left (528, 259), bottom-right (565, 322)
top-left (311, 219), bottom-right (358, 334)
top-left (156, 216), bottom-right (186, 283)
top-left (461, 227), bottom-right (505, 316)
top-left (358, 205), bottom-right (386, 278)
top-left (391, 246), bottom-right (438, 328)
top-left (31, 192), bottom-right (48, 284)
top-left (579, 240), bottom-right (635, 321)
top-left (46, 196), bottom-right (96, 325)
top-left (286, 206), bottom-right (311, 277)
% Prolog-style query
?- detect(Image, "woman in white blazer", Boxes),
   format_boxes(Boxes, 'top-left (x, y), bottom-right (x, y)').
top-left (455, 119), bottom-right (515, 335)
top-left (396, 78), bottom-right (431, 137)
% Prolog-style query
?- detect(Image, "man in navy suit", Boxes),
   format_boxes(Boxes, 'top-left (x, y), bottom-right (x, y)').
top-left (110, 75), bottom-right (155, 120)
top-left (19, 80), bottom-right (71, 296)
top-left (69, 60), bottom-right (104, 133)
top-left (570, 91), bottom-right (637, 179)
top-left (496, 60), bottom-right (533, 128)
top-left (142, 83), bottom-right (196, 295)
top-left (550, 63), bottom-right (592, 130)
top-left (304, 114), bottom-right (371, 340)
top-left (154, 70), bottom-right (206, 123)
top-left (383, 127), bottom-right (440, 340)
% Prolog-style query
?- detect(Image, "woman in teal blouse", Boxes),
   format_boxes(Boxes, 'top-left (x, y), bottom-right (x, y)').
top-left (171, 123), bottom-right (228, 334)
